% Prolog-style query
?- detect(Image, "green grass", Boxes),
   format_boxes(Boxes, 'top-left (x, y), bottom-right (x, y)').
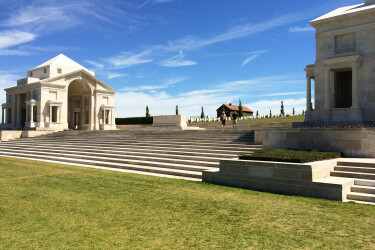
top-left (190, 115), bottom-right (305, 124)
top-left (240, 149), bottom-right (342, 163)
top-left (1, 156), bottom-right (374, 249)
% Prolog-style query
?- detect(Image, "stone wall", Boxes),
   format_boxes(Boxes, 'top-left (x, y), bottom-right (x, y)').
top-left (203, 159), bottom-right (353, 201)
top-left (0, 130), bottom-right (54, 141)
top-left (263, 128), bottom-right (375, 157)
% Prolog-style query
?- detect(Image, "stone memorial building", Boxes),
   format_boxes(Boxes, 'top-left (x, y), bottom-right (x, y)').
top-left (304, 0), bottom-right (375, 125)
top-left (1, 54), bottom-right (116, 131)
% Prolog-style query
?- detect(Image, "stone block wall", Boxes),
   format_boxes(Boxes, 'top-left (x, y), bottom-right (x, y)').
top-left (203, 159), bottom-right (353, 201)
top-left (263, 128), bottom-right (375, 157)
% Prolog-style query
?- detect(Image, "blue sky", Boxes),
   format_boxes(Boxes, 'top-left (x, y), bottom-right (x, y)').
top-left (0, 0), bottom-right (363, 118)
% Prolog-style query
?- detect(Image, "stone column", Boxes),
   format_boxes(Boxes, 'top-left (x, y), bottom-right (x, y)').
top-left (59, 106), bottom-right (61, 123)
top-left (102, 108), bottom-right (105, 124)
top-left (306, 76), bottom-right (312, 112)
top-left (1, 106), bottom-right (4, 124)
top-left (324, 69), bottom-right (330, 109)
top-left (11, 95), bottom-right (16, 128)
top-left (26, 104), bottom-right (29, 123)
top-left (351, 63), bottom-right (359, 108)
top-left (30, 104), bottom-right (34, 123)
top-left (17, 94), bottom-right (21, 128)
top-left (50, 105), bottom-right (53, 122)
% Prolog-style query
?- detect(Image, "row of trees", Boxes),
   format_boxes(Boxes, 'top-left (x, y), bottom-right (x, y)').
top-left (145, 100), bottom-right (308, 118)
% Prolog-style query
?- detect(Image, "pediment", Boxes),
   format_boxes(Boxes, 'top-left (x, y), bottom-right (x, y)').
top-left (41, 69), bottom-right (116, 93)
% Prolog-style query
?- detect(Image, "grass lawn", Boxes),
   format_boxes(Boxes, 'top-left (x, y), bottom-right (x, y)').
top-left (190, 115), bottom-right (305, 124)
top-left (1, 156), bottom-right (374, 249)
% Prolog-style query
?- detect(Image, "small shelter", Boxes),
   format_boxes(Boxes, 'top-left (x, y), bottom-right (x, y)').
top-left (216, 103), bottom-right (253, 118)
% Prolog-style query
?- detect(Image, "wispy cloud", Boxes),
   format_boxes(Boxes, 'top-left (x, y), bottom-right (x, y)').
top-left (289, 25), bottom-right (314, 33)
top-left (4, 5), bottom-right (75, 29)
top-left (84, 60), bottom-right (104, 69)
top-left (104, 11), bottom-right (308, 69)
top-left (0, 30), bottom-right (37, 55)
top-left (107, 73), bottom-right (127, 79)
top-left (0, 0), bottom-right (156, 56)
top-left (158, 50), bottom-right (197, 67)
top-left (104, 51), bottom-right (153, 68)
top-left (121, 76), bottom-right (188, 91)
top-left (241, 55), bottom-right (259, 67)
top-left (262, 91), bottom-right (305, 97)
top-left (241, 50), bottom-right (268, 67)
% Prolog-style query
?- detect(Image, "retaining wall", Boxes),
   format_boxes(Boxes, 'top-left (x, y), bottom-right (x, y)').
top-left (203, 159), bottom-right (353, 201)
top-left (263, 128), bottom-right (375, 157)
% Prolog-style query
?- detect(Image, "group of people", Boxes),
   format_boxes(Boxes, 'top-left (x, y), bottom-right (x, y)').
top-left (220, 111), bottom-right (238, 128)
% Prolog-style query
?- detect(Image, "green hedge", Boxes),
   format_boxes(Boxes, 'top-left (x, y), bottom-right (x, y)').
top-left (115, 117), bottom-right (153, 125)
top-left (239, 149), bottom-right (342, 163)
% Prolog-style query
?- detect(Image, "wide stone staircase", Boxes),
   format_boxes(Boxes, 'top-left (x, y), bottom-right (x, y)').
top-left (0, 129), bottom-right (261, 181)
top-left (331, 160), bottom-right (375, 204)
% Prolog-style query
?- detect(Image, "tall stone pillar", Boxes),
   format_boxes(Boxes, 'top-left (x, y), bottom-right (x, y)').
top-left (1, 106), bottom-right (4, 124)
top-left (11, 95), bottom-right (16, 128)
top-left (17, 94), bottom-right (21, 129)
top-left (324, 69), bottom-right (330, 109)
top-left (351, 63), bottom-right (359, 108)
top-left (50, 105), bottom-right (53, 122)
top-left (306, 76), bottom-right (312, 112)
top-left (30, 104), bottom-right (34, 123)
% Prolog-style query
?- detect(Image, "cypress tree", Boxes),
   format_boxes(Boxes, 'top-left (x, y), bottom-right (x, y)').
top-left (280, 101), bottom-right (285, 116)
top-left (256, 110), bottom-right (259, 118)
top-left (292, 107), bottom-right (295, 115)
top-left (269, 109), bottom-right (272, 117)
top-left (201, 106), bottom-right (205, 119)
top-left (238, 99), bottom-right (244, 118)
top-left (176, 105), bottom-right (179, 115)
top-left (146, 105), bottom-right (150, 118)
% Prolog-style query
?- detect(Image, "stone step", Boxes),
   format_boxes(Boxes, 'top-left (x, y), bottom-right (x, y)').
top-left (5, 140), bottom-right (258, 153)
top-left (346, 200), bottom-right (375, 205)
top-left (331, 171), bottom-right (375, 180)
top-left (334, 166), bottom-right (375, 174)
top-left (0, 151), bottom-right (206, 179)
top-left (355, 179), bottom-right (375, 187)
top-left (32, 133), bottom-right (254, 139)
top-left (17, 137), bottom-right (257, 147)
top-left (337, 161), bottom-right (375, 168)
top-left (351, 185), bottom-right (375, 195)
top-left (0, 147), bottom-right (219, 170)
top-left (347, 192), bottom-right (375, 203)
top-left (0, 141), bottom-right (249, 157)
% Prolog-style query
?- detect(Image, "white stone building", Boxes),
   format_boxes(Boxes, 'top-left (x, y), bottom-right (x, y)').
top-left (1, 54), bottom-right (116, 131)
top-left (305, 0), bottom-right (375, 125)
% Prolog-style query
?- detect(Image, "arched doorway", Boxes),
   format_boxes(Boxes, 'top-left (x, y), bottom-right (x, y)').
top-left (67, 80), bottom-right (92, 130)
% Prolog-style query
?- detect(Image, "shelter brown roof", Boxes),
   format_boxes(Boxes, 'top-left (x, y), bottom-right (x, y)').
top-left (216, 104), bottom-right (253, 113)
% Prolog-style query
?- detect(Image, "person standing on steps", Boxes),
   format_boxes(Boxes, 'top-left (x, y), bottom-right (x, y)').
top-left (232, 111), bottom-right (238, 128)
top-left (220, 111), bottom-right (227, 127)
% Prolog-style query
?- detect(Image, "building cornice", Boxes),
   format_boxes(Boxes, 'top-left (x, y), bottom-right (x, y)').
top-left (322, 54), bottom-right (362, 67)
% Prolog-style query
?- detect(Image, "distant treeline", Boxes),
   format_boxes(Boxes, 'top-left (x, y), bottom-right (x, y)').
top-left (115, 117), bottom-right (153, 125)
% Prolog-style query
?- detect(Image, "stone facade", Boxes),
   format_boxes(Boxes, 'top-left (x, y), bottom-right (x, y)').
top-left (1, 54), bottom-right (116, 131)
top-left (305, 1), bottom-right (375, 125)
